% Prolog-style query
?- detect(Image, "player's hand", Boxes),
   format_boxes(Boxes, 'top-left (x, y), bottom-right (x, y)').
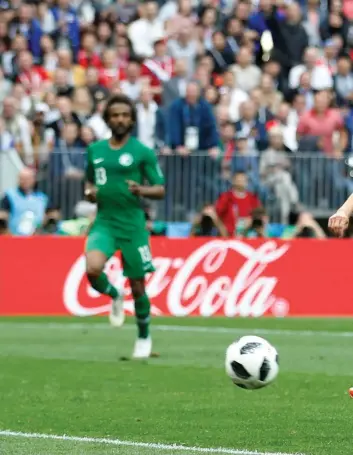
top-left (328, 210), bottom-right (349, 237)
top-left (126, 180), bottom-right (141, 196)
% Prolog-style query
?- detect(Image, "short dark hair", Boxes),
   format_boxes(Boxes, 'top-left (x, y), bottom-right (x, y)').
top-left (103, 94), bottom-right (137, 124)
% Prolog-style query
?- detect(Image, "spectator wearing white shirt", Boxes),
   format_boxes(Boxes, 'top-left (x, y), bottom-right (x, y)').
top-left (167, 26), bottom-right (202, 77)
top-left (334, 55), bottom-right (353, 107)
top-left (128, 1), bottom-right (164, 58)
top-left (288, 47), bottom-right (333, 90)
top-left (120, 61), bottom-right (144, 101)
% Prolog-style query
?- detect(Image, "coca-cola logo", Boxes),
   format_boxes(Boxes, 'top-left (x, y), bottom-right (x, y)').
top-left (63, 240), bottom-right (290, 317)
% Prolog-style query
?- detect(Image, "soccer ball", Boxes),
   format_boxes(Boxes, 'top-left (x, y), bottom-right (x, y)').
top-left (225, 335), bottom-right (279, 390)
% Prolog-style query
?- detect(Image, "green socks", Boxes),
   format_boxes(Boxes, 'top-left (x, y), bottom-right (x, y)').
top-left (88, 272), bottom-right (118, 299)
top-left (135, 293), bottom-right (151, 339)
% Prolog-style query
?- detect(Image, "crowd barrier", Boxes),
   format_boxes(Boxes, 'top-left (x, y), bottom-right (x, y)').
top-left (1, 148), bottom-right (352, 221)
top-left (1, 236), bottom-right (352, 317)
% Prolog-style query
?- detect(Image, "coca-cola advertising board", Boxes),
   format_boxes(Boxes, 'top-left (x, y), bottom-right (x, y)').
top-left (0, 237), bottom-right (352, 317)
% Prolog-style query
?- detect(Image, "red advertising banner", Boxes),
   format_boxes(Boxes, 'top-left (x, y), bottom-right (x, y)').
top-left (0, 237), bottom-right (352, 317)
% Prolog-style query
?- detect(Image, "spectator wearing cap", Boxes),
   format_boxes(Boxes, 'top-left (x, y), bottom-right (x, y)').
top-left (9, 3), bottom-right (43, 61)
top-left (1, 167), bottom-right (49, 235)
top-left (50, 0), bottom-right (80, 58)
top-left (215, 171), bottom-right (261, 236)
top-left (235, 100), bottom-right (268, 152)
top-left (334, 55), bottom-right (353, 107)
top-left (288, 47), bottom-right (332, 91)
top-left (230, 47), bottom-right (261, 93)
top-left (168, 81), bottom-right (219, 155)
top-left (297, 90), bottom-right (347, 156)
top-left (162, 58), bottom-right (188, 108)
top-left (128, 1), bottom-right (164, 58)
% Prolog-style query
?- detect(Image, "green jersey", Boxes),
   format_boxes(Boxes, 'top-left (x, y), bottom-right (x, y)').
top-left (86, 137), bottom-right (164, 238)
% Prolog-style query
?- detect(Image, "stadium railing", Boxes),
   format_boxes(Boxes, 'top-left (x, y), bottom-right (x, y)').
top-left (0, 148), bottom-right (351, 222)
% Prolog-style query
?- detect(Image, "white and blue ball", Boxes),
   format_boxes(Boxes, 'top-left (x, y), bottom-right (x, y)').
top-left (225, 335), bottom-right (279, 390)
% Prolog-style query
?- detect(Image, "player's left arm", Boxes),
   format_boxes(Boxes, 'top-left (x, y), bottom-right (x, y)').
top-left (127, 148), bottom-right (165, 200)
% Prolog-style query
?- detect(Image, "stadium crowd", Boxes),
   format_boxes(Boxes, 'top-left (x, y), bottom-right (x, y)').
top-left (1, 0), bottom-right (353, 238)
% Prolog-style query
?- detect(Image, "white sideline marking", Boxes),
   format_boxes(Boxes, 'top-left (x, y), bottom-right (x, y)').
top-left (0, 322), bottom-right (352, 338)
top-left (0, 430), bottom-right (305, 455)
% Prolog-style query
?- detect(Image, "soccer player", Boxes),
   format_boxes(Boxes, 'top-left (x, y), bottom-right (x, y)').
top-left (84, 94), bottom-right (165, 359)
top-left (328, 196), bottom-right (352, 237)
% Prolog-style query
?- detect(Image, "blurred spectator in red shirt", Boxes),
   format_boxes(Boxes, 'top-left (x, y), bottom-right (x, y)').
top-left (78, 32), bottom-right (102, 69)
top-left (215, 171), bottom-right (261, 236)
top-left (16, 50), bottom-right (49, 95)
top-left (98, 48), bottom-right (126, 89)
top-left (297, 89), bottom-right (347, 156)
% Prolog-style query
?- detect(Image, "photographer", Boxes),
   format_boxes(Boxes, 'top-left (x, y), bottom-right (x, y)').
top-left (36, 207), bottom-right (62, 235)
top-left (0, 210), bottom-right (9, 236)
top-left (191, 204), bottom-right (228, 237)
top-left (243, 207), bottom-right (269, 239)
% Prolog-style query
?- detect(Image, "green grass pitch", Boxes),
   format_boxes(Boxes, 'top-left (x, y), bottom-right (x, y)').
top-left (1, 316), bottom-right (353, 455)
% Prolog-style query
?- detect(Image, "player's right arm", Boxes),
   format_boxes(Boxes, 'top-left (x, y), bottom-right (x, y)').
top-left (328, 194), bottom-right (353, 237)
top-left (85, 145), bottom-right (97, 203)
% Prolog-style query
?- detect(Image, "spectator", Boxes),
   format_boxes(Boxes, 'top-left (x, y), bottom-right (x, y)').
top-left (47, 96), bottom-right (81, 139)
top-left (191, 203), bottom-right (228, 237)
top-left (259, 73), bottom-right (283, 115)
top-left (9, 3), bottom-right (43, 61)
top-left (80, 125), bottom-right (96, 147)
top-left (167, 26), bottom-right (202, 78)
top-left (235, 100), bottom-right (268, 152)
top-left (98, 48), bottom-right (125, 89)
top-left (206, 31), bottom-right (234, 75)
top-left (288, 47), bottom-right (333, 91)
top-left (53, 68), bottom-right (74, 98)
top-left (215, 171), bottom-right (261, 236)
top-left (260, 127), bottom-right (299, 223)
top-left (320, 0), bottom-right (349, 47)
top-left (297, 89), bottom-right (347, 156)
top-left (2, 34), bottom-right (27, 81)
top-left (72, 87), bottom-right (94, 124)
top-left (334, 55), bottom-right (353, 107)
top-left (162, 58), bottom-right (188, 108)
top-left (54, 48), bottom-right (85, 88)
top-left (50, 0), bottom-right (80, 58)
top-left (40, 35), bottom-right (58, 73)
top-left (128, 1), bottom-right (164, 58)
top-left (282, 210), bottom-right (326, 238)
top-left (250, 87), bottom-right (275, 124)
top-left (266, 2), bottom-right (308, 74)
top-left (16, 50), bottom-right (50, 96)
top-left (136, 87), bottom-right (159, 149)
top-left (302, 0), bottom-right (322, 47)
top-left (0, 167), bottom-right (49, 235)
top-left (0, 68), bottom-right (12, 104)
top-left (2, 96), bottom-right (33, 166)
top-left (30, 103), bottom-right (55, 170)
top-left (230, 47), bottom-right (261, 93)
top-left (221, 70), bottom-right (248, 122)
top-left (164, 0), bottom-right (196, 37)
top-left (120, 61), bottom-right (144, 102)
top-left (169, 81), bottom-right (219, 155)
top-left (78, 32), bottom-right (102, 69)
top-left (86, 100), bottom-right (111, 140)
top-left (242, 207), bottom-right (270, 238)
top-left (287, 71), bottom-right (315, 111)
top-left (85, 67), bottom-right (109, 107)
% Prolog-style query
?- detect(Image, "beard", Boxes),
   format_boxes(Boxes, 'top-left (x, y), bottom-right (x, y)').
top-left (111, 124), bottom-right (133, 140)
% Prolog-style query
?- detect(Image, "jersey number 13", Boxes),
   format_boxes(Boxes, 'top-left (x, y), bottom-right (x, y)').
top-left (95, 167), bottom-right (107, 185)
